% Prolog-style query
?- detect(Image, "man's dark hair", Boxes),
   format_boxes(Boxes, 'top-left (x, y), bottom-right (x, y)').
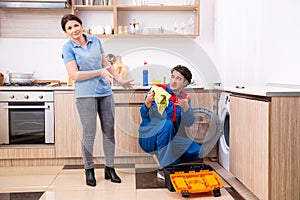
top-left (61, 14), bottom-right (82, 32)
top-left (171, 65), bottom-right (192, 84)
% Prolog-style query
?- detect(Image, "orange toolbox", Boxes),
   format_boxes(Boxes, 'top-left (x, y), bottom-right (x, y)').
top-left (164, 164), bottom-right (223, 198)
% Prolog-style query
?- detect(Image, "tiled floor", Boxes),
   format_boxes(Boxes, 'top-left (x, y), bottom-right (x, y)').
top-left (0, 162), bottom-right (251, 200)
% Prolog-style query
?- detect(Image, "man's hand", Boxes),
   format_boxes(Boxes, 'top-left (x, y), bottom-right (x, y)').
top-left (145, 91), bottom-right (155, 108)
top-left (176, 95), bottom-right (190, 112)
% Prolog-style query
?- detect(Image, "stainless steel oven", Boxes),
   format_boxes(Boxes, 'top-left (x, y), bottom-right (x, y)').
top-left (0, 91), bottom-right (54, 144)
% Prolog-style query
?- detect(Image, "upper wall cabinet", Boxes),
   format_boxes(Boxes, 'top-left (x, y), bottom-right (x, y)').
top-left (73, 0), bottom-right (200, 37)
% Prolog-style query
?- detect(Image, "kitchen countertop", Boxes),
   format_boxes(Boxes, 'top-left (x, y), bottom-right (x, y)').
top-left (112, 85), bottom-right (205, 91)
top-left (0, 85), bottom-right (73, 91)
top-left (0, 85), bottom-right (205, 91)
top-left (4, 83), bottom-right (300, 96)
top-left (216, 84), bottom-right (300, 97)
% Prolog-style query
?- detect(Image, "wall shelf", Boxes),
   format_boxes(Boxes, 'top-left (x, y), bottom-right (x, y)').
top-left (74, 0), bottom-right (200, 38)
top-left (73, 5), bottom-right (114, 11)
top-left (116, 5), bottom-right (198, 11)
top-left (0, 0), bottom-right (200, 38)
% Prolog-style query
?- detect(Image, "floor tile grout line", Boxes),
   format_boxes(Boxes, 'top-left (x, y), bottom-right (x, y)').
top-left (38, 165), bottom-right (65, 200)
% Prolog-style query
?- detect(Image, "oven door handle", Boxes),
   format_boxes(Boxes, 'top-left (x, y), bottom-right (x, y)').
top-left (3, 105), bottom-right (51, 109)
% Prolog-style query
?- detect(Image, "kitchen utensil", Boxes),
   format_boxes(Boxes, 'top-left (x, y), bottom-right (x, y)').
top-left (106, 54), bottom-right (116, 64)
top-left (9, 72), bottom-right (35, 83)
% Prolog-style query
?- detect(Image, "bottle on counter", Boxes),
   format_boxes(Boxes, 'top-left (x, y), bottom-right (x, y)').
top-left (142, 61), bottom-right (148, 86)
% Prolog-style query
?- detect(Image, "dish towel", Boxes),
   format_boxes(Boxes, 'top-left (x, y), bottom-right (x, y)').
top-left (150, 85), bottom-right (171, 115)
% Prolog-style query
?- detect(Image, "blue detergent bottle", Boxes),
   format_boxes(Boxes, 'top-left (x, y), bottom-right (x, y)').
top-left (143, 61), bottom-right (148, 86)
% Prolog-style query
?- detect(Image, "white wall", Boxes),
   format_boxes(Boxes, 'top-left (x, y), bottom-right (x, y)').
top-left (214, 0), bottom-right (300, 86)
top-left (214, 0), bottom-right (262, 86)
top-left (1, 0), bottom-right (300, 86)
top-left (260, 0), bottom-right (300, 85)
top-left (0, 38), bottom-right (69, 83)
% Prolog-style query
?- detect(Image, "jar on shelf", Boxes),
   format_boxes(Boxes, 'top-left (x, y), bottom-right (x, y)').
top-left (123, 26), bottom-right (128, 34)
top-left (118, 26), bottom-right (123, 34)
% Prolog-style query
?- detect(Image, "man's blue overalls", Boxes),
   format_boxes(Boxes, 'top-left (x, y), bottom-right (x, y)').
top-left (138, 84), bottom-right (203, 167)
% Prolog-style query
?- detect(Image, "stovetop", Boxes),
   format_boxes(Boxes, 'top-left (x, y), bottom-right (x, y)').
top-left (2, 82), bottom-right (51, 87)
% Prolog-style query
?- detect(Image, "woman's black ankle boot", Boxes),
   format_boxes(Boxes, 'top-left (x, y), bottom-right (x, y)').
top-left (85, 168), bottom-right (96, 187)
top-left (104, 166), bottom-right (121, 183)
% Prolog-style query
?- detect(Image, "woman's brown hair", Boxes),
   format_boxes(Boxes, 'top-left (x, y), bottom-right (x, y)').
top-left (61, 14), bottom-right (82, 32)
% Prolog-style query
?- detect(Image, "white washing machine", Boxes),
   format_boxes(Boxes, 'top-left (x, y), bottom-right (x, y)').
top-left (218, 92), bottom-right (230, 171)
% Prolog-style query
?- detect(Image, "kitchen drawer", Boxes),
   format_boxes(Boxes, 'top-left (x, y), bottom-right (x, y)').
top-left (114, 90), bottom-right (146, 104)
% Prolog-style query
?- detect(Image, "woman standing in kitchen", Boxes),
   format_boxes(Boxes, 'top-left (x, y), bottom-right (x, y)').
top-left (60, 14), bottom-right (133, 187)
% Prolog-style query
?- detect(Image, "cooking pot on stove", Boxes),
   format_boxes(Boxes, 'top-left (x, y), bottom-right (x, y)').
top-left (9, 72), bottom-right (35, 83)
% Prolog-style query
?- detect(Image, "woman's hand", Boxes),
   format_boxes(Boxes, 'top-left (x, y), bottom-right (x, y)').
top-left (145, 91), bottom-right (155, 108)
top-left (118, 79), bottom-right (134, 89)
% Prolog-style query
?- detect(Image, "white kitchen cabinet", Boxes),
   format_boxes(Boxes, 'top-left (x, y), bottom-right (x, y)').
top-left (230, 94), bottom-right (300, 200)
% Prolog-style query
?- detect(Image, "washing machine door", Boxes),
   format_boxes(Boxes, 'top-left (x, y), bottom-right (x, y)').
top-left (219, 109), bottom-right (230, 171)
top-left (222, 111), bottom-right (230, 148)
top-left (185, 108), bottom-right (222, 157)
